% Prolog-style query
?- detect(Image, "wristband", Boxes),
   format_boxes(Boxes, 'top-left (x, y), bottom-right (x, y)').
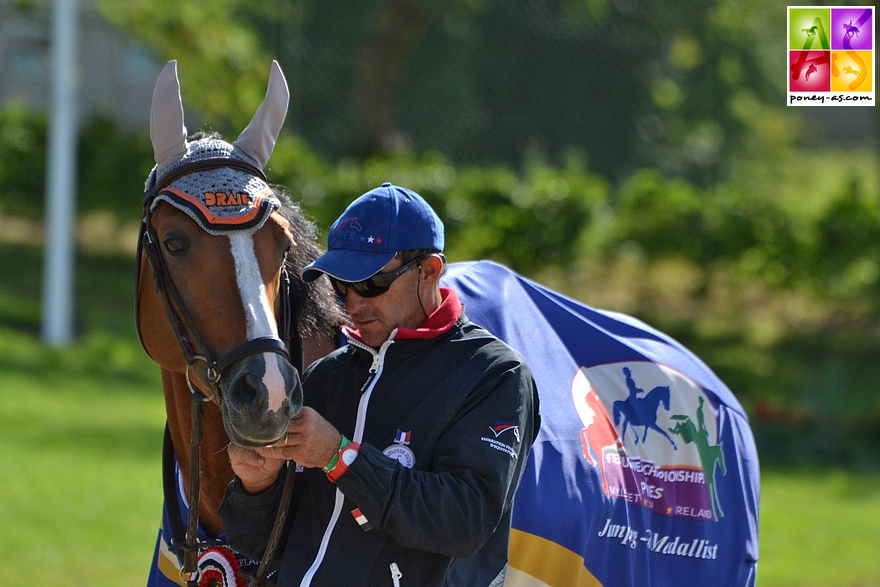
top-left (322, 436), bottom-right (351, 473)
top-left (326, 441), bottom-right (360, 483)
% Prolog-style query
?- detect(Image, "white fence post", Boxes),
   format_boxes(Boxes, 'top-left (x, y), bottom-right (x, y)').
top-left (41, 0), bottom-right (80, 345)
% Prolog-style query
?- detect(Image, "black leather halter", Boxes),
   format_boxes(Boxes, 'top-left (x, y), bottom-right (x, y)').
top-left (137, 157), bottom-right (300, 587)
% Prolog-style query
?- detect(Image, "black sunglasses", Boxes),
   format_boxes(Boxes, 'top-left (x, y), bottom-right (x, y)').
top-left (328, 255), bottom-right (428, 298)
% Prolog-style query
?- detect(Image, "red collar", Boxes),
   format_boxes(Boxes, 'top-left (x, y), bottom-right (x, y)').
top-left (395, 287), bottom-right (462, 340)
top-left (342, 287), bottom-right (462, 345)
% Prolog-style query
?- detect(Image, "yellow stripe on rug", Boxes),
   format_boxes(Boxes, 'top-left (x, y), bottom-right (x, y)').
top-left (506, 529), bottom-right (603, 587)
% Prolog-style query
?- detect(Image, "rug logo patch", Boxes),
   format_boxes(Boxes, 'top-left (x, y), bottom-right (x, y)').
top-left (572, 362), bottom-right (726, 522)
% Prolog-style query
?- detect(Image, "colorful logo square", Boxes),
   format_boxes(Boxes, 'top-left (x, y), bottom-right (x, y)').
top-left (789, 6), bottom-right (875, 106)
top-left (790, 8), bottom-right (831, 50)
top-left (790, 51), bottom-right (830, 92)
top-left (832, 7), bottom-right (873, 50)
top-left (832, 50), bottom-right (873, 92)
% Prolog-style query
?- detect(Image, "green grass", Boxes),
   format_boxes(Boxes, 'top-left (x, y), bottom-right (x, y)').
top-left (0, 327), bottom-right (165, 587)
top-left (2, 241), bottom-right (880, 586)
top-left (0, 242), bottom-right (166, 586)
top-left (759, 468), bottom-right (880, 587)
top-left (2, 329), bottom-right (880, 587)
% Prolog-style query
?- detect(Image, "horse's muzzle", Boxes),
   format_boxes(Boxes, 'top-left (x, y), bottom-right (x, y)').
top-left (219, 353), bottom-right (303, 448)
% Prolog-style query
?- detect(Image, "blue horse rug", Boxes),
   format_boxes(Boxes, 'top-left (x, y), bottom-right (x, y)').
top-left (443, 260), bottom-right (759, 587)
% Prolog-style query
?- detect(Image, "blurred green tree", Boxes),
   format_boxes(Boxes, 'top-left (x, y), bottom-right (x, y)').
top-left (96, 0), bottom-right (275, 132)
top-left (94, 0), bottom-right (809, 186)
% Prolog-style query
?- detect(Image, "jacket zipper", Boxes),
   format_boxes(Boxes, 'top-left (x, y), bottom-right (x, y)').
top-left (299, 331), bottom-right (396, 587)
top-left (390, 562), bottom-right (402, 587)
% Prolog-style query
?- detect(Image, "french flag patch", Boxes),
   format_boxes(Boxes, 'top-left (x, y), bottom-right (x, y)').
top-left (394, 430), bottom-right (411, 445)
top-left (351, 508), bottom-right (373, 531)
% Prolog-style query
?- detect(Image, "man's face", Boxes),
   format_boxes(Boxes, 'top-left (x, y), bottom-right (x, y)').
top-left (343, 257), bottom-right (427, 347)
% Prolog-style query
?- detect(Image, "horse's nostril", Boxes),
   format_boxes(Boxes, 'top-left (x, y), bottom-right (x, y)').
top-left (228, 372), bottom-right (259, 407)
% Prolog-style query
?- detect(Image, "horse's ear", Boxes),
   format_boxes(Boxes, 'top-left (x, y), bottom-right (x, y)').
top-left (150, 61), bottom-right (188, 170)
top-left (233, 61), bottom-right (290, 170)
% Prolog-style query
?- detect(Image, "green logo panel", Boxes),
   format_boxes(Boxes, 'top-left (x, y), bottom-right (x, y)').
top-left (790, 7), bottom-right (832, 50)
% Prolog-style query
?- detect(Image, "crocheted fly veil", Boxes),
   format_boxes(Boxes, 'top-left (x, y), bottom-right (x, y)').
top-left (144, 60), bottom-right (290, 234)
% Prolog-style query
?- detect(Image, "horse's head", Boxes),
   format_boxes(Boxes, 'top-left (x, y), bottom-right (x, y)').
top-left (655, 385), bottom-right (671, 410)
top-left (137, 61), bottom-right (303, 448)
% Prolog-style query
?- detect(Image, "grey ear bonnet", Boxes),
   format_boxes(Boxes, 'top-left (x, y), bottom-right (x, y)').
top-left (145, 60), bottom-right (290, 236)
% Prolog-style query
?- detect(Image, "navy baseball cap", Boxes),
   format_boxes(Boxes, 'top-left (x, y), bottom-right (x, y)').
top-left (301, 183), bottom-right (444, 283)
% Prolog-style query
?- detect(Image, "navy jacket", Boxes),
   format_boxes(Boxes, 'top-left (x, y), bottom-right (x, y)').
top-left (221, 291), bottom-right (540, 587)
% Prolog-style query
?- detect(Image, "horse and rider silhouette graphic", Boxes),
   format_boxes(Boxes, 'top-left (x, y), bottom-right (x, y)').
top-left (843, 20), bottom-right (860, 39)
top-left (579, 366), bottom-right (728, 521)
top-left (614, 367), bottom-right (678, 450)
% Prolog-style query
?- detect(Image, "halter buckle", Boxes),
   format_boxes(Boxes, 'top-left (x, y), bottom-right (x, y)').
top-left (186, 362), bottom-right (215, 402)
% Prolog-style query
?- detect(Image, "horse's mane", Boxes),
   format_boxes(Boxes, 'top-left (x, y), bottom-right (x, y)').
top-left (274, 188), bottom-right (349, 338)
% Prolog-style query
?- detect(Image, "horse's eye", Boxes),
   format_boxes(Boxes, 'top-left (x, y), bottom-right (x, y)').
top-left (163, 238), bottom-right (186, 255)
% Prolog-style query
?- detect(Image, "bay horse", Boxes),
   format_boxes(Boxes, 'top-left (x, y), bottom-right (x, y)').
top-left (138, 61), bottom-right (344, 586)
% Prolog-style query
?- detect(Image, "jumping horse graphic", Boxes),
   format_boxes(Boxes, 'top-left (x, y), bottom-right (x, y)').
top-left (843, 65), bottom-right (860, 79)
top-left (805, 63), bottom-right (818, 81)
top-left (669, 396), bottom-right (727, 520)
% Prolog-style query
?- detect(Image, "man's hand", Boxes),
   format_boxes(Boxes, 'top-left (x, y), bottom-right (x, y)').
top-left (228, 407), bottom-right (344, 493)
top-left (258, 406), bottom-right (342, 469)
top-left (227, 443), bottom-right (286, 495)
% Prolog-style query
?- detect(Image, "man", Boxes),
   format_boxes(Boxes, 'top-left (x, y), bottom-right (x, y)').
top-left (220, 182), bottom-right (540, 587)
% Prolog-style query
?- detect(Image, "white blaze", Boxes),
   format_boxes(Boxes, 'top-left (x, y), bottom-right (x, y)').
top-left (229, 233), bottom-right (286, 413)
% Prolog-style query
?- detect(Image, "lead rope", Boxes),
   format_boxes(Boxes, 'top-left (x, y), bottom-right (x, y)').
top-left (178, 342), bottom-right (298, 587)
top-left (243, 284), bottom-right (303, 587)
top-left (179, 392), bottom-right (207, 587)
top-left (242, 463), bottom-right (297, 587)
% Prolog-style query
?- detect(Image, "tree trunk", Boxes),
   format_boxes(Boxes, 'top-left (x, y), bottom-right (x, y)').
top-left (350, 0), bottom-right (427, 156)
